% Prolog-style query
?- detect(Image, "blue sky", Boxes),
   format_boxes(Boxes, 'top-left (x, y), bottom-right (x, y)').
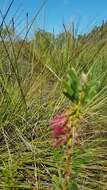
top-left (0, 0), bottom-right (107, 35)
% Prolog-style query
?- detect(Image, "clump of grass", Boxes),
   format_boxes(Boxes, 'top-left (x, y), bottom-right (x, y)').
top-left (0, 1), bottom-right (107, 189)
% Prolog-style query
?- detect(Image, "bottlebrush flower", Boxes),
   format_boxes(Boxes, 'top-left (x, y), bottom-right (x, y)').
top-left (50, 113), bottom-right (68, 148)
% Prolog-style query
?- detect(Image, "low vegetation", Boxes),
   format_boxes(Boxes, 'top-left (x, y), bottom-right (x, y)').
top-left (0, 3), bottom-right (107, 189)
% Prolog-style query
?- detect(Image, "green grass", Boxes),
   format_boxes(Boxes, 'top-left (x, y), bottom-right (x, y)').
top-left (0, 3), bottom-right (107, 189)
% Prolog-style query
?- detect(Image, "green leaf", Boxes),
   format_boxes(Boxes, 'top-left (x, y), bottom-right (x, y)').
top-left (63, 68), bottom-right (80, 103)
top-left (68, 68), bottom-right (80, 91)
top-left (63, 81), bottom-right (76, 102)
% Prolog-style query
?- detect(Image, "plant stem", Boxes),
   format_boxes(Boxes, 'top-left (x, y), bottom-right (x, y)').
top-left (63, 126), bottom-right (74, 190)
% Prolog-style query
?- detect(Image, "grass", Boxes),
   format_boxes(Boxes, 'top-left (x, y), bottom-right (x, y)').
top-left (0, 1), bottom-right (107, 189)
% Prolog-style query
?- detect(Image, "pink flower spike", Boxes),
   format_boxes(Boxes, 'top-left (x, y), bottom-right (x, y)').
top-left (51, 126), bottom-right (65, 138)
top-left (50, 114), bottom-right (67, 129)
top-left (49, 113), bottom-right (68, 148)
